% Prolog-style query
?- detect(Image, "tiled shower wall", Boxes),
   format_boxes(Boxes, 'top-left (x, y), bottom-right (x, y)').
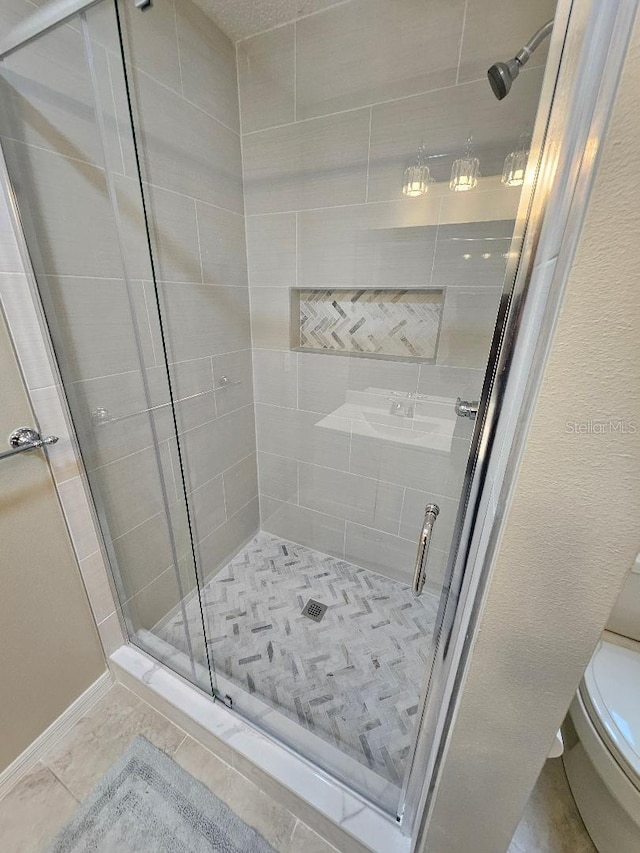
top-left (0, 0), bottom-right (258, 642)
top-left (0, 0), bottom-right (556, 644)
top-left (118, 0), bottom-right (261, 598)
top-left (238, 0), bottom-right (555, 584)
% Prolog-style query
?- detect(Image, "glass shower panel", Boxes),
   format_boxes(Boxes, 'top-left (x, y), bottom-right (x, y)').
top-left (111, 0), bottom-right (259, 701)
top-left (0, 2), bottom-right (212, 693)
top-left (230, 0), bottom-right (549, 818)
top-left (0, 0), bottom-right (556, 825)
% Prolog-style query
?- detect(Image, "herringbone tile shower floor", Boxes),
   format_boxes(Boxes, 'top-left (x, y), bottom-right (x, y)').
top-left (160, 532), bottom-right (439, 785)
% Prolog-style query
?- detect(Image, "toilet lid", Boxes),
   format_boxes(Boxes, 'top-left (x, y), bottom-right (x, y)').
top-left (582, 636), bottom-right (640, 783)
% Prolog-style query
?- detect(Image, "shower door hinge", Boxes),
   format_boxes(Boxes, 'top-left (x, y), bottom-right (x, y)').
top-left (134, 0), bottom-right (152, 10)
top-left (213, 689), bottom-right (233, 709)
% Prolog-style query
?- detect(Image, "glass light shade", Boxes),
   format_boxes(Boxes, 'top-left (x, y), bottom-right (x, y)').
top-left (449, 156), bottom-right (480, 192)
top-left (501, 145), bottom-right (529, 187)
top-left (402, 162), bottom-right (431, 197)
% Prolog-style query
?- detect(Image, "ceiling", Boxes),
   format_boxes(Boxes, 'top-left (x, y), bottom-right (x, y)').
top-left (192, 0), bottom-right (347, 41)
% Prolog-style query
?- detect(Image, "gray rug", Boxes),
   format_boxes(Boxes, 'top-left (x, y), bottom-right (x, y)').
top-left (46, 736), bottom-right (276, 852)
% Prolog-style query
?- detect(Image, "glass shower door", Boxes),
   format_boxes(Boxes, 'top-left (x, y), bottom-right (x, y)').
top-left (0, 1), bottom-right (215, 694)
top-left (0, 0), bottom-right (557, 827)
top-left (217, 1), bottom-right (548, 821)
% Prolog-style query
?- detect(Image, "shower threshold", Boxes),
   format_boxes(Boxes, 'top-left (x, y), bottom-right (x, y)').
top-left (113, 531), bottom-right (438, 836)
top-left (110, 643), bottom-right (411, 853)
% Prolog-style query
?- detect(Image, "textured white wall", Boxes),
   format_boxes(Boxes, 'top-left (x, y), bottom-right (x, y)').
top-left (194, 0), bottom-right (341, 40)
top-left (422, 11), bottom-right (640, 853)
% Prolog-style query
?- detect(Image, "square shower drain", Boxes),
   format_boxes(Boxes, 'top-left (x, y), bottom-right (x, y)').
top-left (302, 599), bottom-right (328, 623)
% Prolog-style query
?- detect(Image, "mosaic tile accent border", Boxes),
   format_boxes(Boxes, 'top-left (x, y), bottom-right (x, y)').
top-left (292, 288), bottom-right (443, 361)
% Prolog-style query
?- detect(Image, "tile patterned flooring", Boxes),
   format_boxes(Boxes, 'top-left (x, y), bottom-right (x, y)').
top-left (508, 758), bottom-right (596, 853)
top-left (0, 684), bottom-right (340, 853)
top-left (0, 680), bottom-right (597, 852)
top-left (160, 532), bottom-right (440, 786)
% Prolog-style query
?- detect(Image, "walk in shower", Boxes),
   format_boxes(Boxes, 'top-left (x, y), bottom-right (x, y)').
top-left (0, 0), bottom-right (557, 826)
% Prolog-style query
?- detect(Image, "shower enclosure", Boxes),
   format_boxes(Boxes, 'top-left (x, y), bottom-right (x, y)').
top-left (0, 0), bottom-right (557, 828)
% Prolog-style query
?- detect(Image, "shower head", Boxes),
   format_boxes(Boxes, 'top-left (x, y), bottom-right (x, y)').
top-left (487, 19), bottom-right (554, 100)
top-left (487, 58), bottom-right (520, 100)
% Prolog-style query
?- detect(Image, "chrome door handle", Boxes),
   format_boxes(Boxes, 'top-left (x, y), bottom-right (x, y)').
top-left (412, 503), bottom-right (439, 597)
top-left (0, 426), bottom-right (59, 462)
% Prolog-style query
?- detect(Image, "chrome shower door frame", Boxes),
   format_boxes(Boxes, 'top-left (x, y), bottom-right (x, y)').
top-left (400, 0), bottom-right (640, 843)
top-left (0, 0), bottom-right (137, 59)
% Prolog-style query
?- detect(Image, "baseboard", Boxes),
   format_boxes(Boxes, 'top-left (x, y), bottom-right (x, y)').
top-left (0, 670), bottom-right (113, 800)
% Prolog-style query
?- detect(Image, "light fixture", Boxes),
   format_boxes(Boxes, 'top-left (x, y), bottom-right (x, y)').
top-left (402, 144), bottom-right (432, 197)
top-left (450, 134), bottom-right (480, 192)
top-left (502, 134), bottom-right (530, 187)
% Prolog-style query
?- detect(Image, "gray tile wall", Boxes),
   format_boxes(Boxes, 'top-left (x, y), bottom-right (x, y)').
top-left (238, 0), bottom-right (555, 586)
top-left (105, 0), bottom-right (260, 622)
top-left (0, 0), bottom-right (258, 639)
top-left (0, 0), bottom-right (555, 616)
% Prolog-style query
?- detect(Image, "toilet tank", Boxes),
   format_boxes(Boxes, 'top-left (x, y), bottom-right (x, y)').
top-left (607, 554), bottom-right (640, 642)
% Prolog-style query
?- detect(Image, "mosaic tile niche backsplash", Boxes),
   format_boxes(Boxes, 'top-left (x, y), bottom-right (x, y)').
top-left (294, 288), bottom-right (444, 360)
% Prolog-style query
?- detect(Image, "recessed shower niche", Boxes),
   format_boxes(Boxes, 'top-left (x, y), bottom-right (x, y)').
top-left (291, 288), bottom-right (444, 361)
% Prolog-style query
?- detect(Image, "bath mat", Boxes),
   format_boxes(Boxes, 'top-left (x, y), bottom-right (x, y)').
top-left (46, 735), bottom-right (275, 852)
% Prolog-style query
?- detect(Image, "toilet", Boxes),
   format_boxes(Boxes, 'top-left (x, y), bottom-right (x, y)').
top-left (563, 556), bottom-right (640, 853)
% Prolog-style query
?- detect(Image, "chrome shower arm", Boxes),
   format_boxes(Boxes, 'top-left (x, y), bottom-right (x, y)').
top-left (515, 19), bottom-right (554, 68)
top-left (488, 18), bottom-right (554, 99)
